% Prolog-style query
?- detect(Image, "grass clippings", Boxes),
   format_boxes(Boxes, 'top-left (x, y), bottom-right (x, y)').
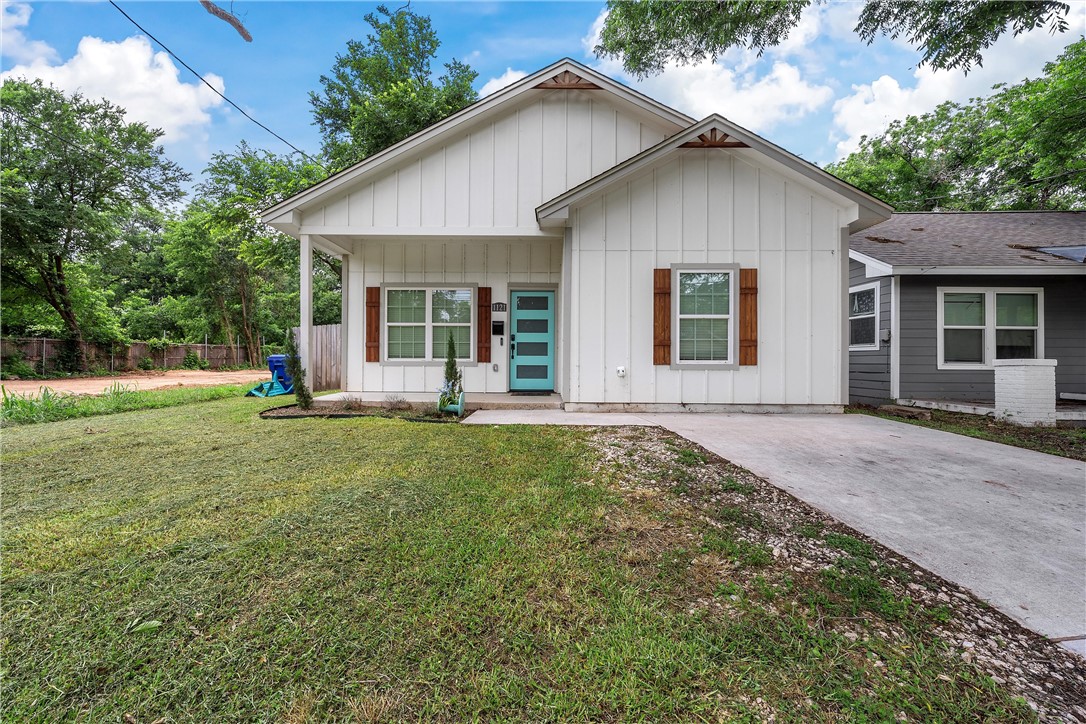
top-left (849, 405), bottom-right (1086, 461)
top-left (3, 398), bottom-right (1084, 721)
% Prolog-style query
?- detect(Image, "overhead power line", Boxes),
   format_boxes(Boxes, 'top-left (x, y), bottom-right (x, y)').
top-left (108, 0), bottom-right (324, 169)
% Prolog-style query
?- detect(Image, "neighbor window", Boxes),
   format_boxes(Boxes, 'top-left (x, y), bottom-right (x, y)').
top-left (674, 268), bottom-right (735, 364)
top-left (937, 288), bottom-right (1042, 368)
top-left (848, 282), bottom-right (880, 350)
top-left (385, 287), bottom-right (473, 361)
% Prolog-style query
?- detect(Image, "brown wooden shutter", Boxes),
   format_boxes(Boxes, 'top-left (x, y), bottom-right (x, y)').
top-left (653, 268), bottom-right (671, 365)
top-left (739, 268), bottom-right (758, 366)
top-left (477, 287), bottom-right (492, 363)
top-left (365, 286), bottom-right (380, 363)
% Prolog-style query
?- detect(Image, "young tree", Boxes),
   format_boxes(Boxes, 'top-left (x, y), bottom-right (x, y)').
top-left (309, 5), bottom-right (478, 171)
top-left (0, 79), bottom-right (187, 361)
top-left (596, 0), bottom-right (1071, 77)
top-left (826, 40), bottom-right (1086, 211)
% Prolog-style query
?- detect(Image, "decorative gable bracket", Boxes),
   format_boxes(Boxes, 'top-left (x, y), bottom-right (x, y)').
top-left (534, 70), bottom-right (602, 90)
top-left (678, 127), bottom-right (749, 149)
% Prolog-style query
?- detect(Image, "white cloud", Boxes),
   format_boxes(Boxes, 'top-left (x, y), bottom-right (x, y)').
top-left (1, 2), bottom-right (58, 64)
top-left (1, 31), bottom-right (225, 144)
top-left (583, 10), bottom-right (833, 132)
top-left (830, 4), bottom-right (1086, 158)
top-left (479, 67), bottom-right (528, 97)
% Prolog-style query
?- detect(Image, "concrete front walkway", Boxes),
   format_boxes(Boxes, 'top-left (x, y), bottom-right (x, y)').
top-left (465, 410), bottom-right (1086, 654)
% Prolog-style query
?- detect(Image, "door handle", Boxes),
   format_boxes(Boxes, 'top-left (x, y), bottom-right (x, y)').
top-left (510, 343), bottom-right (515, 358)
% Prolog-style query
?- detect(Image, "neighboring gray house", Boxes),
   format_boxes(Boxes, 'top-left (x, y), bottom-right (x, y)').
top-left (847, 211), bottom-right (1085, 411)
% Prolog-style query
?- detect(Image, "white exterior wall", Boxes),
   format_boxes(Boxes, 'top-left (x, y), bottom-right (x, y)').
top-left (299, 92), bottom-right (674, 236)
top-left (345, 237), bottom-right (562, 394)
top-left (567, 150), bottom-right (849, 406)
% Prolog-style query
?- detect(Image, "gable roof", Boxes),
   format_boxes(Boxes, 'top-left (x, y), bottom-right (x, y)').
top-left (849, 211), bottom-right (1086, 275)
top-left (261, 58), bottom-right (694, 226)
top-left (535, 114), bottom-right (894, 232)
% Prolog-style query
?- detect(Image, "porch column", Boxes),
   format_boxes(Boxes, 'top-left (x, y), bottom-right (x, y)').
top-left (299, 234), bottom-right (313, 378)
top-left (340, 251), bottom-right (350, 390)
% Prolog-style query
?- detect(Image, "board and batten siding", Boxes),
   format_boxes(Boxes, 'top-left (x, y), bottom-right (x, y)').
top-left (299, 91), bottom-right (675, 234)
top-left (898, 274), bottom-right (1085, 401)
top-left (847, 259), bottom-right (892, 405)
top-left (566, 149), bottom-right (849, 406)
top-left (342, 237), bottom-right (562, 394)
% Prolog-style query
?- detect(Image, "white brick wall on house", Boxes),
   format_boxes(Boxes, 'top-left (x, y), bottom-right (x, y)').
top-left (993, 359), bottom-right (1057, 426)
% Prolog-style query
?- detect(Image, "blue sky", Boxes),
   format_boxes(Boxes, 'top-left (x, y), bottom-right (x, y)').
top-left (3, 0), bottom-right (1083, 186)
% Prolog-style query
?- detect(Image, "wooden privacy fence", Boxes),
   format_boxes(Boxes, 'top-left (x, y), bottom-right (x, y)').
top-left (293, 324), bottom-right (341, 392)
top-left (1, 337), bottom-right (251, 374)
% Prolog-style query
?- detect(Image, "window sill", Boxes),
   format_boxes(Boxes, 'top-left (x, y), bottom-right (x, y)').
top-left (849, 343), bottom-right (880, 352)
top-left (379, 360), bottom-right (479, 368)
top-left (669, 362), bottom-right (739, 371)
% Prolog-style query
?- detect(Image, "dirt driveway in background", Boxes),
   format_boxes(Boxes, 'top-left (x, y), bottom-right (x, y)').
top-left (2, 369), bottom-right (267, 397)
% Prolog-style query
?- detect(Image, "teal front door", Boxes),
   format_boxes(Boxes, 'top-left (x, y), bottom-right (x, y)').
top-left (509, 291), bottom-right (555, 391)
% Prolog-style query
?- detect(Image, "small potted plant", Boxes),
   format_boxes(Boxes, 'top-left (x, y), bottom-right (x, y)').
top-left (437, 330), bottom-right (464, 416)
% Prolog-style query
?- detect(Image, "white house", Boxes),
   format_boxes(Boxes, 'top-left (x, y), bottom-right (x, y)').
top-left (262, 59), bottom-right (892, 411)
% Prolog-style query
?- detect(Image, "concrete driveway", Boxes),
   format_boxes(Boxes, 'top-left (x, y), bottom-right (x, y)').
top-left (466, 410), bottom-right (1086, 653)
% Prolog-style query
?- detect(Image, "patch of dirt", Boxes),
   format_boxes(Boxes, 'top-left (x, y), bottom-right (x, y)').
top-left (587, 426), bottom-right (1086, 722)
top-left (1, 369), bottom-right (266, 397)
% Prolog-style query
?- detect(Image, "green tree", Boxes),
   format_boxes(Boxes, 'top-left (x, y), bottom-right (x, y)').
top-left (164, 143), bottom-right (332, 364)
top-left (596, 0), bottom-right (1071, 77)
top-left (826, 40), bottom-right (1086, 211)
top-left (0, 79), bottom-right (187, 360)
top-left (309, 4), bottom-right (478, 171)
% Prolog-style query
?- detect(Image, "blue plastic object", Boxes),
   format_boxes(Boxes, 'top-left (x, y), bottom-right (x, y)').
top-left (266, 354), bottom-right (292, 387)
top-left (246, 355), bottom-right (295, 398)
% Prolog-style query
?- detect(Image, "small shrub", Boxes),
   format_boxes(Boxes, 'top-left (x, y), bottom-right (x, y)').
top-left (0, 352), bottom-right (39, 380)
top-left (181, 349), bottom-right (209, 370)
top-left (438, 331), bottom-right (462, 410)
top-left (137, 357), bottom-right (155, 371)
top-left (385, 394), bottom-right (411, 412)
top-left (284, 333), bottom-right (312, 409)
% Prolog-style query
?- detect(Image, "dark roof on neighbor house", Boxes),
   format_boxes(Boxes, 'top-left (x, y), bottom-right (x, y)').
top-left (849, 211), bottom-right (1086, 269)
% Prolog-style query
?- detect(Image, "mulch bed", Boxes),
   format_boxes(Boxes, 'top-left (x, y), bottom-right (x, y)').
top-left (259, 402), bottom-right (464, 423)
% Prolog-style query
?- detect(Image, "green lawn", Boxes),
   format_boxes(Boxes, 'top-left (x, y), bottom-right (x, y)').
top-left (2, 398), bottom-right (1035, 721)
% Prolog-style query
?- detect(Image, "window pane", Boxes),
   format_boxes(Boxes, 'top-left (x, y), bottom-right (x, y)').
top-left (518, 342), bottom-right (548, 356)
top-left (387, 290), bottom-right (425, 323)
top-left (849, 288), bottom-right (875, 317)
top-left (517, 318), bottom-right (548, 333)
top-left (515, 364), bottom-right (548, 379)
top-left (944, 329), bottom-right (984, 363)
top-left (432, 326), bottom-right (470, 359)
top-left (850, 316), bottom-right (876, 346)
top-left (388, 326), bottom-right (425, 358)
top-left (996, 294), bottom-right (1037, 327)
top-left (516, 295), bottom-right (549, 311)
top-left (944, 293), bottom-right (984, 326)
top-left (679, 272), bottom-right (729, 315)
top-left (432, 289), bottom-right (471, 324)
top-left (679, 318), bottom-right (729, 361)
top-left (996, 329), bottom-right (1036, 359)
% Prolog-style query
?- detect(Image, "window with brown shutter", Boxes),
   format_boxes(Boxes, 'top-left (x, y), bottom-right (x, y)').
top-left (365, 287), bottom-right (380, 362)
top-left (477, 287), bottom-right (492, 363)
top-left (653, 268), bottom-right (671, 365)
top-left (739, 268), bottom-right (758, 366)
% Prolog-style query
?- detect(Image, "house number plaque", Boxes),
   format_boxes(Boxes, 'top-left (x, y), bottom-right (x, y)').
top-left (491, 302), bottom-right (507, 312)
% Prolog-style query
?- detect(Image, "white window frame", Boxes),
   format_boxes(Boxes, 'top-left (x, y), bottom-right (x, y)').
top-left (383, 286), bottom-right (475, 364)
top-left (936, 287), bottom-right (1044, 370)
top-left (670, 264), bottom-right (738, 370)
top-left (848, 281), bottom-right (881, 351)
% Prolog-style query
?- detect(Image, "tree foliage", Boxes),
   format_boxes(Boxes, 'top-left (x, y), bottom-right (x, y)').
top-left (596, 0), bottom-right (1071, 77)
top-left (826, 40), bottom-right (1086, 211)
top-left (164, 143), bottom-right (332, 365)
top-left (0, 79), bottom-right (187, 351)
top-left (309, 4), bottom-right (477, 171)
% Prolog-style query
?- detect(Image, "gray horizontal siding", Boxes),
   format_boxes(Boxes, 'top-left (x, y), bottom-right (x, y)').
top-left (847, 260), bottom-right (892, 406)
top-left (898, 274), bottom-right (1085, 402)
